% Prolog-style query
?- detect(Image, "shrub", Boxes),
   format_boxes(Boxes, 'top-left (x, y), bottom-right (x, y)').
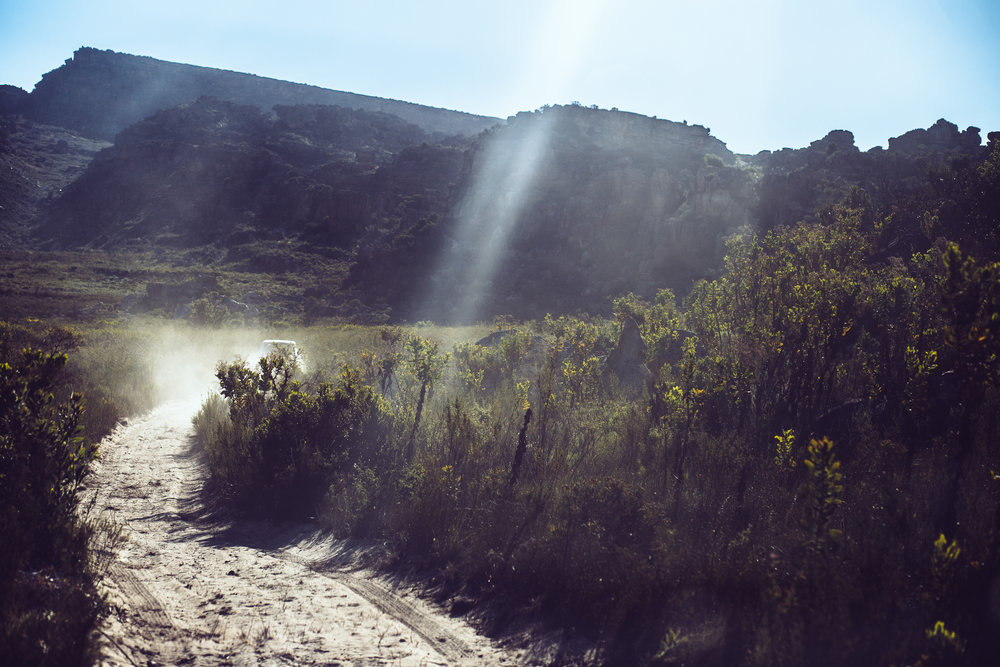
top-left (0, 348), bottom-right (103, 666)
top-left (704, 153), bottom-right (725, 168)
top-left (197, 356), bottom-right (395, 516)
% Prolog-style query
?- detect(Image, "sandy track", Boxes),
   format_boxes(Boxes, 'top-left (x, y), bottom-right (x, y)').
top-left (86, 398), bottom-right (526, 666)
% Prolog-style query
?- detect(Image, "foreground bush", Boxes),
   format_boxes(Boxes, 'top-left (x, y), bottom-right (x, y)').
top-left (197, 353), bottom-right (397, 514)
top-left (0, 348), bottom-right (103, 666)
top-left (0, 320), bottom-right (158, 443)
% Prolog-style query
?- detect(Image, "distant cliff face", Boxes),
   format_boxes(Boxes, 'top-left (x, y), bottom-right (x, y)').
top-left (0, 85), bottom-right (28, 115)
top-left (751, 122), bottom-right (986, 232)
top-left (887, 118), bottom-right (983, 156)
top-left (0, 115), bottom-right (109, 248)
top-left (24, 48), bottom-right (500, 140)
top-left (470, 106), bottom-right (753, 312)
top-left (6, 47), bottom-right (994, 321)
top-left (352, 105), bottom-right (758, 320)
top-left (37, 97), bottom-right (467, 250)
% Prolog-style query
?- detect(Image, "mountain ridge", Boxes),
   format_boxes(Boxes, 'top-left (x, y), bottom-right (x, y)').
top-left (17, 47), bottom-right (501, 140)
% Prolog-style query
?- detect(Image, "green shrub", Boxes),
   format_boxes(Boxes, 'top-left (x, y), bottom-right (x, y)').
top-left (0, 348), bottom-right (103, 666)
top-left (536, 478), bottom-right (666, 629)
top-left (704, 152), bottom-right (725, 168)
top-left (197, 356), bottom-right (395, 516)
top-left (189, 295), bottom-right (229, 326)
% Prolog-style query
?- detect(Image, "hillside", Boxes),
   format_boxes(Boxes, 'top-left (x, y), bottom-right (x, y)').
top-left (28, 100), bottom-right (762, 320)
top-left (0, 114), bottom-right (109, 247)
top-left (1, 48), bottom-right (995, 323)
top-left (36, 97), bottom-right (466, 252)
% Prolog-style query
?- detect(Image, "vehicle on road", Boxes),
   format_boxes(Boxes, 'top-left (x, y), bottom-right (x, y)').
top-left (257, 339), bottom-right (305, 372)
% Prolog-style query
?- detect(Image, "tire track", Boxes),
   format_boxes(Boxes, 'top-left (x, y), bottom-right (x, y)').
top-left (108, 562), bottom-right (174, 630)
top-left (272, 550), bottom-right (477, 663)
top-left (328, 572), bottom-right (477, 663)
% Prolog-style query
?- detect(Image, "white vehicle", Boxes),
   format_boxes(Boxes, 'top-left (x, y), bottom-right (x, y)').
top-left (257, 339), bottom-right (305, 372)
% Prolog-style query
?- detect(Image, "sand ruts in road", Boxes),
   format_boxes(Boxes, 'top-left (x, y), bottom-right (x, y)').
top-left (86, 398), bottom-right (522, 666)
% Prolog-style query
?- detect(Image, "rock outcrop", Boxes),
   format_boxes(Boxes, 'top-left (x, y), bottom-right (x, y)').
top-left (888, 119), bottom-right (982, 156)
top-left (0, 85), bottom-right (28, 115)
top-left (752, 122), bottom-right (987, 232)
top-left (360, 104), bottom-right (757, 321)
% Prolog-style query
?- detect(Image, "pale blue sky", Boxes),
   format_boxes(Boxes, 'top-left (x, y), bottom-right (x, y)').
top-left (2, 0), bottom-right (997, 154)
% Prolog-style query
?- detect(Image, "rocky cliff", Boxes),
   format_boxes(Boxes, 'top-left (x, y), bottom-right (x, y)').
top-left (887, 118), bottom-right (983, 156)
top-left (350, 105), bottom-right (758, 320)
top-left (37, 97), bottom-right (467, 252)
top-left (0, 114), bottom-right (109, 247)
top-left (21, 48), bottom-right (500, 140)
top-left (752, 122), bottom-right (987, 232)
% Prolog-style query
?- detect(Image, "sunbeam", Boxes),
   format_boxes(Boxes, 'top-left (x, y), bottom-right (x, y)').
top-left (418, 0), bottom-right (611, 323)
top-left (420, 111), bottom-right (556, 323)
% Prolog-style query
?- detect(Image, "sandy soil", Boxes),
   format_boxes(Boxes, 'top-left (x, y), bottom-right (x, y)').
top-left (85, 397), bottom-right (536, 666)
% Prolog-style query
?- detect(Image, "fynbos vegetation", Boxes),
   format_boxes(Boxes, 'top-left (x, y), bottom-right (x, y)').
top-left (195, 139), bottom-right (1000, 663)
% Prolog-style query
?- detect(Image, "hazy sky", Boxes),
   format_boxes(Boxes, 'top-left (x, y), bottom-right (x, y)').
top-left (2, 0), bottom-right (998, 154)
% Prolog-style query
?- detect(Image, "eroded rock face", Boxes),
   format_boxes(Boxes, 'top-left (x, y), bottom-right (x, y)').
top-left (394, 105), bottom-right (758, 320)
top-left (0, 85), bottom-right (28, 115)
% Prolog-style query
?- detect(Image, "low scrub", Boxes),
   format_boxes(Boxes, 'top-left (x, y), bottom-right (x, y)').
top-left (197, 210), bottom-right (1000, 664)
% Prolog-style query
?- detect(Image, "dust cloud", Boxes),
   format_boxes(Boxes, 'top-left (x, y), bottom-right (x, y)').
top-left (136, 324), bottom-right (285, 406)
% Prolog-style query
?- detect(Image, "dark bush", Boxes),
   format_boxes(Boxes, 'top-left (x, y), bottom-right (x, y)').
top-left (0, 348), bottom-right (102, 666)
top-left (198, 356), bottom-right (395, 516)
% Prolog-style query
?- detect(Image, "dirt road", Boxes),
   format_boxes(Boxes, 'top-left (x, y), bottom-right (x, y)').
top-left (87, 398), bottom-right (530, 666)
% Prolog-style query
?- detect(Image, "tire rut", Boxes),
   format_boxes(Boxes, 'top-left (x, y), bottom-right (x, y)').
top-left (108, 562), bottom-right (174, 630)
top-left (273, 550), bottom-right (477, 663)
